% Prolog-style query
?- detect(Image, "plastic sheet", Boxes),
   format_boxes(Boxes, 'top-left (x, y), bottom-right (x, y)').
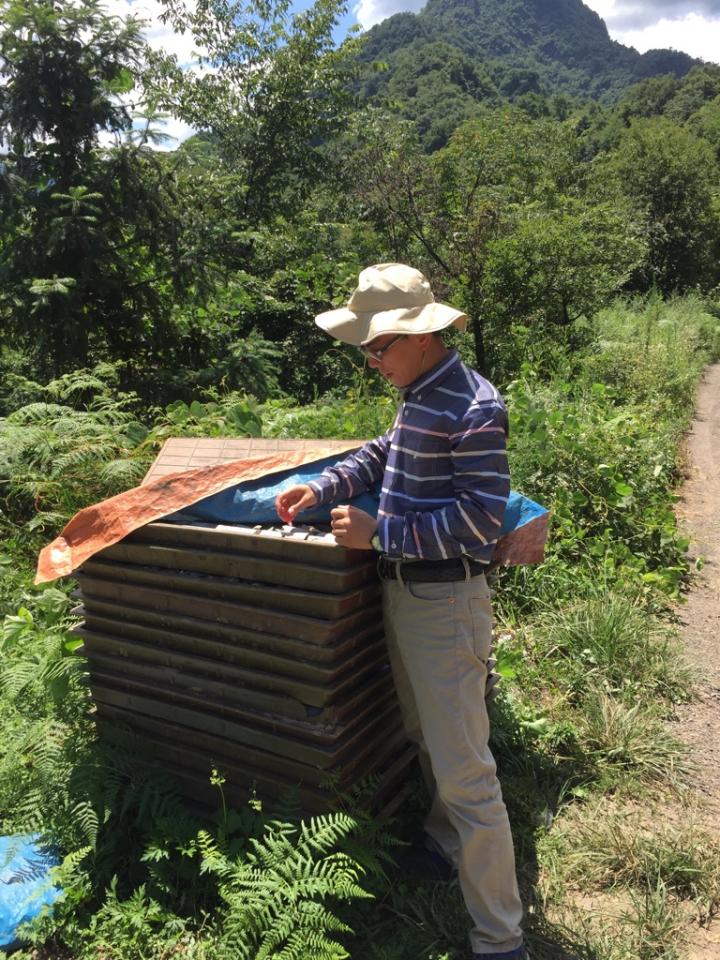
top-left (0, 835), bottom-right (61, 952)
top-left (36, 446), bottom-right (548, 583)
top-left (165, 454), bottom-right (381, 525)
top-left (35, 446), bottom-right (360, 584)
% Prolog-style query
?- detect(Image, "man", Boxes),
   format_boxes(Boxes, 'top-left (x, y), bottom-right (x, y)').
top-left (275, 263), bottom-right (525, 960)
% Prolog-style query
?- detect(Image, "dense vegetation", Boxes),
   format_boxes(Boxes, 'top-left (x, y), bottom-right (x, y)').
top-left (2, 0), bottom-right (720, 403)
top-left (2, 0), bottom-right (720, 957)
top-left (356, 0), bottom-right (703, 147)
top-left (3, 298), bottom-right (720, 960)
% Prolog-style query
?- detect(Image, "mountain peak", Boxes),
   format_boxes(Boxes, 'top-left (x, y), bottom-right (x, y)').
top-left (362, 0), bottom-right (698, 103)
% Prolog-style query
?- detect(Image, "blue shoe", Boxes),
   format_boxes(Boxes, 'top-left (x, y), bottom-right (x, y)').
top-left (472, 947), bottom-right (526, 960)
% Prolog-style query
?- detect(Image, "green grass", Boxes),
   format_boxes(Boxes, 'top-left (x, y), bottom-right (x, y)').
top-left (536, 798), bottom-right (720, 958)
top-left (518, 595), bottom-right (692, 708)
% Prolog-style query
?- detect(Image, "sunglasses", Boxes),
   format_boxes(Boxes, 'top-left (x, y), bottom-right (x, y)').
top-left (360, 334), bottom-right (407, 363)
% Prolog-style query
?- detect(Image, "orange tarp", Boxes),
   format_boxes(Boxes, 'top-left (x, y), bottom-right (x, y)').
top-left (35, 445), bottom-right (359, 584)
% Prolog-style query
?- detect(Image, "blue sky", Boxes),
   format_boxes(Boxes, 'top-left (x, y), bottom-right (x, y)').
top-left (105, 0), bottom-right (720, 146)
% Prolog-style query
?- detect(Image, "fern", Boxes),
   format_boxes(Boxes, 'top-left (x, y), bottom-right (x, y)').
top-left (203, 812), bottom-right (372, 960)
top-left (0, 365), bottom-right (272, 536)
top-left (98, 457), bottom-right (147, 487)
top-left (0, 388), bottom-right (153, 530)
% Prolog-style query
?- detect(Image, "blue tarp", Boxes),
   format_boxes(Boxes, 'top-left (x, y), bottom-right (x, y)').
top-left (0, 835), bottom-right (61, 952)
top-left (165, 453), bottom-right (547, 537)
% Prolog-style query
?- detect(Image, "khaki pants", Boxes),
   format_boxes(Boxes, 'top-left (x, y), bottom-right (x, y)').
top-left (382, 574), bottom-right (524, 955)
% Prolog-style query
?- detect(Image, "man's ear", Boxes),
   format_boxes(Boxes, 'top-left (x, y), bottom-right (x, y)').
top-left (416, 332), bottom-right (433, 350)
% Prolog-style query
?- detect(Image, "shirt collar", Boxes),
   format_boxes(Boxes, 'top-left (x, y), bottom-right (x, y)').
top-left (403, 349), bottom-right (461, 401)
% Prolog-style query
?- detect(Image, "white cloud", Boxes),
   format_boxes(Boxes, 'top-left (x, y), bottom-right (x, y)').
top-left (584, 0), bottom-right (618, 19)
top-left (354, 0), bottom-right (424, 31)
top-left (102, 0), bottom-right (205, 146)
top-left (105, 0), bottom-right (204, 66)
top-left (597, 1), bottom-right (720, 31)
top-left (354, 0), bottom-right (720, 64)
top-left (96, 114), bottom-right (196, 152)
top-left (584, 3), bottom-right (719, 63)
top-left (146, 116), bottom-right (198, 150)
top-left (607, 12), bottom-right (720, 62)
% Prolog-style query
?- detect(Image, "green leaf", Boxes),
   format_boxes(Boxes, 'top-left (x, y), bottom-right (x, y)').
top-left (228, 403), bottom-right (252, 425)
top-left (29, 276), bottom-right (76, 296)
top-left (166, 401), bottom-right (190, 424)
top-left (2, 607), bottom-right (34, 648)
top-left (106, 66), bottom-right (134, 95)
top-left (125, 421), bottom-right (149, 445)
top-left (34, 587), bottom-right (70, 625)
top-left (48, 674), bottom-right (70, 703)
top-left (521, 717), bottom-right (551, 735)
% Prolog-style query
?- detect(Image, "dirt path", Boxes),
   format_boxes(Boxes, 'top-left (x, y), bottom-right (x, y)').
top-left (668, 364), bottom-right (720, 960)
top-left (675, 362), bottom-right (720, 819)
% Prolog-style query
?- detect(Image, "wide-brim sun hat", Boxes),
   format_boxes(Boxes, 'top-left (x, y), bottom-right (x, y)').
top-left (315, 263), bottom-right (468, 347)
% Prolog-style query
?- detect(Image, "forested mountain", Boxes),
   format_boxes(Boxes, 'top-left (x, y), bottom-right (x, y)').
top-left (357, 0), bottom-right (702, 146)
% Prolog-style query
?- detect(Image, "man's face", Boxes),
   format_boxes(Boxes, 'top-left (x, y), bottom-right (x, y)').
top-left (364, 333), bottom-right (428, 388)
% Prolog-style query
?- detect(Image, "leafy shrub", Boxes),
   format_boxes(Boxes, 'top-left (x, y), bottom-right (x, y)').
top-left (263, 367), bottom-right (397, 440)
top-left (506, 372), bottom-right (687, 601)
top-left (0, 589), bottom-right (93, 840)
top-left (584, 293), bottom-right (720, 413)
top-left (149, 394), bottom-right (262, 442)
top-left (500, 296), bottom-right (720, 616)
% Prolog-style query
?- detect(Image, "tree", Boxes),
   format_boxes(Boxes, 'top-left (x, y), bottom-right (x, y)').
top-left (663, 64), bottom-right (720, 123)
top-left (356, 39), bottom-right (497, 152)
top-left (689, 96), bottom-right (720, 163)
top-left (351, 109), bottom-right (640, 371)
top-left (483, 199), bottom-right (644, 328)
top-left (0, 0), bottom-right (141, 182)
top-left (597, 117), bottom-right (720, 293)
top-left (0, 0), bottom-right (206, 378)
top-left (149, 0), bottom-right (359, 224)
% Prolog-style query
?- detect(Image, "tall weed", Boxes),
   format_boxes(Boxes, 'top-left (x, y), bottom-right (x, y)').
top-left (521, 595), bottom-right (690, 708)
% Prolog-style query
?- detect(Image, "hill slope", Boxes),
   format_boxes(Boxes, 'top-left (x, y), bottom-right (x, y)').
top-left (359, 0), bottom-right (700, 108)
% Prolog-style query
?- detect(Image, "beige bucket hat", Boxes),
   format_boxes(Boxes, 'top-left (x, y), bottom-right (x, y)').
top-left (315, 263), bottom-right (468, 347)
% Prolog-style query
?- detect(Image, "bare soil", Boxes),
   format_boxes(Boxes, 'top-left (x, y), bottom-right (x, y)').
top-left (673, 363), bottom-right (720, 960)
top-left (674, 362), bottom-right (720, 822)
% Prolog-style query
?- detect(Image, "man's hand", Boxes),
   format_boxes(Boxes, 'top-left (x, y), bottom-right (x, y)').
top-left (330, 505), bottom-right (378, 550)
top-left (275, 484), bottom-right (318, 524)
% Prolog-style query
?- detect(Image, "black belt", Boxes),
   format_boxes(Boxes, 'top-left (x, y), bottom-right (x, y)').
top-left (377, 555), bottom-right (487, 582)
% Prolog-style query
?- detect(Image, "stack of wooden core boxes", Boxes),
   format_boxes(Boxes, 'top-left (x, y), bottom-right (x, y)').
top-left (72, 438), bottom-right (415, 814)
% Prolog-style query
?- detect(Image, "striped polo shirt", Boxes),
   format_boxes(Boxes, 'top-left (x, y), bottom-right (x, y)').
top-left (308, 350), bottom-right (510, 564)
